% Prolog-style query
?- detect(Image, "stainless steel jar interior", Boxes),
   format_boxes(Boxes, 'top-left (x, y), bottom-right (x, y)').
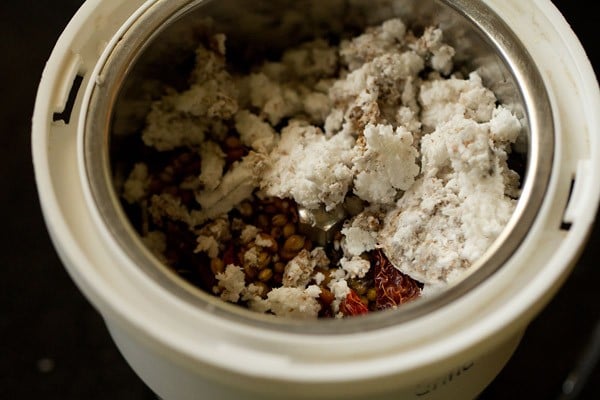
top-left (83, 0), bottom-right (553, 333)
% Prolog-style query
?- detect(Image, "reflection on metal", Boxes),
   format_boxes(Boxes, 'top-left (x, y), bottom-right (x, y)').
top-left (298, 204), bottom-right (347, 246)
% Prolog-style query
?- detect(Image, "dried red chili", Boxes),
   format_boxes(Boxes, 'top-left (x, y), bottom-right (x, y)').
top-left (340, 289), bottom-right (369, 316)
top-left (373, 249), bottom-right (421, 310)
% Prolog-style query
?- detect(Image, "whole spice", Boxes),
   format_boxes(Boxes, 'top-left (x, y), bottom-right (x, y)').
top-left (283, 235), bottom-right (306, 253)
top-left (340, 289), bottom-right (369, 316)
top-left (373, 250), bottom-right (421, 310)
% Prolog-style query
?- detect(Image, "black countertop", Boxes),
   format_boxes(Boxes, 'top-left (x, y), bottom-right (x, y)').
top-left (1, 1), bottom-right (598, 399)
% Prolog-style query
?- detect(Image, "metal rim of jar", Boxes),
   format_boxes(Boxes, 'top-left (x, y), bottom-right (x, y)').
top-left (82, 0), bottom-right (554, 334)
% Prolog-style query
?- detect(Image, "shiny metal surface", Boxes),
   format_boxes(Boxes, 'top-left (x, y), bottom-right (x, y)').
top-left (83, 0), bottom-right (554, 333)
top-left (298, 204), bottom-right (347, 246)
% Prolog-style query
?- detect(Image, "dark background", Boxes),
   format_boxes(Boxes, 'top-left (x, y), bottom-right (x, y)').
top-left (0, 1), bottom-right (598, 399)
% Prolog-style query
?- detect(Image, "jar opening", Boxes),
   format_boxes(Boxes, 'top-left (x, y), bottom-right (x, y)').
top-left (83, 0), bottom-right (553, 333)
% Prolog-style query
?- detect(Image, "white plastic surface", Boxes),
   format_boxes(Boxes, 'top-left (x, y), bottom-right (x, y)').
top-left (32, 0), bottom-right (600, 399)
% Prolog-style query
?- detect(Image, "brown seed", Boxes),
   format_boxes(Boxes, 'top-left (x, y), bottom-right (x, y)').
top-left (270, 226), bottom-right (283, 239)
top-left (258, 268), bottom-right (273, 282)
top-left (224, 135), bottom-right (242, 149)
top-left (273, 262), bottom-right (286, 274)
top-left (264, 204), bottom-right (278, 215)
top-left (314, 267), bottom-right (332, 286)
top-left (350, 279), bottom-right (368, 295)
top-left (355, 286), bottom-right (367, 296)
top-left (252, 282), bottom-right (270, 298)
top-left (272, 272), bottom-right (283, 285)
top-left (244, 265), bottom-right (258, 280)
top-left (319, 287), bottom-right (335, 305)
top-left (238, 201), bottom-right (253, 218)
top-left (279, 248), bottom-right (298, 261)
top-left (271, 213), bottom-right (288, 227)
top-left (226, 147), bottom-right (246, 163)
top-left (256, 214), bottom-right (270, 230)
top-left (257, 251), bottom-right (272, 269)
top-left (322, 271), bottom-right (333, 287)
top-left (237, 248), bottom-right (248, 266)
top-left (283, 235), bottom-right (305, 252)
top-left (273, 198), bottom-right (284, 210)
top-left (257, 233), bottom-right (278, 253)
top-left (210, 258), bottom-right (225, 275)
top-left (261, 197), bottom-right (275, 205)
top-left (366, 288), bottom-right (377, 302)
top-left (279, 199), bottom-right (291, 211)
top-left (282, 223), bottom-right (297, 238)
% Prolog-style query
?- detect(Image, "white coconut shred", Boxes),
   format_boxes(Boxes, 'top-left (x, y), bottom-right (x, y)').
top-left (123, 17), bottom-right (522, 318)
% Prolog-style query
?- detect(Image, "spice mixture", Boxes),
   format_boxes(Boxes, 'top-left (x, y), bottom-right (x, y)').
top-left (121, 18), bottom-right (522, 319)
